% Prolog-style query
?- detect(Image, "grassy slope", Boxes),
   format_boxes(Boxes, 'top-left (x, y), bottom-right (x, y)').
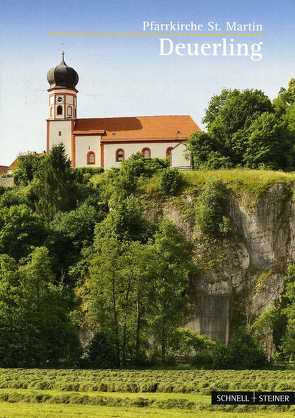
top-left (129, 168), bottom-right (295, 199)
top-left (90, 168), bottom-right (295, 203)
top-left (182, 169), bottom-right (295, 194)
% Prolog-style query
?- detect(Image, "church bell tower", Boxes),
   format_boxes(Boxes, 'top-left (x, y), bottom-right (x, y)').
top-left (46, 53), bottom-right (79, 164)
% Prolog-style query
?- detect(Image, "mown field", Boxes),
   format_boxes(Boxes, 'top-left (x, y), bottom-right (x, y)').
top-left (0, 369), bottom-right (293, 417)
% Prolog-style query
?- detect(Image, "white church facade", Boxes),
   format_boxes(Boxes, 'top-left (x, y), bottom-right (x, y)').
top-left (46, 54), bottom-right (199, 169)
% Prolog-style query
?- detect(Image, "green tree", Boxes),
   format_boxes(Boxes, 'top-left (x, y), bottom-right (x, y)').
top-left (212, 328), bottom-right (268, 369)
top-left (188, 132), bottom-right (233, 169)
top-left (79, 234), bottom-right (154, 366)
top-left (169, 327), bottom-right (216, 364)
top-left (188, 88), bottom-right (286, 169)
top-left (148, 221), bottom-right (196, 362)
top-left (14, 152), bottom-right (45, 186)
top-left (273, 79), bottom-right (295, 115)
top-left (0, 247), bottom-right (79, 367)
top-left (97, 195), bottom-right (152, 242)
top-left (48, 201), bottom-right (103, 284)
top-left (0, 204), bottom-right (47, 259)
top-left (79, 218), bottom-right (196, 366)
top-left (33, 144), bottom-right (78, 219)
top-left (99, 154), bottom-right (168, 204)
top-left (0, 188), bottom-right (30, 209)
top-left (204, 89), bottom-right (273, 163)
top-left (79, 234), bottom-right (125, 366)
top-left (282, 265), bottom-right (295, 359)
top-left (243, 113), bottom-right (290, 169)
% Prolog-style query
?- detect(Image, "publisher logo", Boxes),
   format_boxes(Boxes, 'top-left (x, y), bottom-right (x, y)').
top-left (211, 391), bottom-right (295, 405)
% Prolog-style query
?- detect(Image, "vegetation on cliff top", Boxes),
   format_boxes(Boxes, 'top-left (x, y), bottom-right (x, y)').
top-left (188, 80), bottom-right (295, 171)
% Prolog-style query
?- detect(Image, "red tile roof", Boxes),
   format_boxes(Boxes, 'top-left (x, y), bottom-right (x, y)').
top-left (0, 166), bottom-right (8, 175)
top-left (73, 115), bottom-right (199, 142)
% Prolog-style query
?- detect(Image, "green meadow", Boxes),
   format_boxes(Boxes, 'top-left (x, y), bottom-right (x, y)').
top-left (0, 369), bottom-right (293, 417)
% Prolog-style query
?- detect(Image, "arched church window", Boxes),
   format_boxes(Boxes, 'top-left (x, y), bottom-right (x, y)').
top-left (57, 105), bottom-right (63, 115)
top-left (142, 147), bottom-right (151, 158)
top-left (87, 151), bottom-right (95, 165)
top-left (116, 149), bottom-right (125, 162)
top-left (67, 106), bottom-right (72, 117)
top-left (166, 147), bottom-right (173, 165)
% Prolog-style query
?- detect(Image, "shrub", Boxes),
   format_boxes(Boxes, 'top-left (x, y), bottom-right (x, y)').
top-left (159, 168), bottom-right (184, 195)
top-left (195, 180), bottom-right (231, 237)
top-left (82, 332), bottom-right (119, 368)
top-left (168, 328), bottom-right (216, 364)
top-left (212, 329), bottom-right (268, 369)
top-left (75, 167), bottom-right (104, 176)
top-left (102, 154), bottom-right (169, 198)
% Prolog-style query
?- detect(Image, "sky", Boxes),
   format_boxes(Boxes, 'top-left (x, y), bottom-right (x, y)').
top-left (0, 0), bottom-right (295, 164)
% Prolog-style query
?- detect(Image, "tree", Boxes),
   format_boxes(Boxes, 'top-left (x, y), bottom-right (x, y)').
top-left (204, 89), bottom-right (273, 163)
top-left (243, 113), bottom-right (291, 169)
top-left (0, 247), bottom-right (79, 367)
top-left (48, 201), bottom-right (103, 284)
top-left (14, 152), bottom-right (45, 186)
top-left (212, 328), bottom-right (268, 369)
top-left (169, 328), bottom-right (216, 364)
top-left (79, 233), bottom-right (154, 366)
top-left (98, 154), bottom-right (168, 206)
top-left (79, 218), bottom-right (196, 366)
top-left (188, 132), bottom-right (233, 169)
top-left (0, 204), bottom-right (47, 259)
top-left (188, 86), bottom-right (295, 170)
top-left (33, 144), bottom-right (78, 219)
top-left (148, 221), bottom-right (196, 362)
top-left (282, 265), bottom-right (295, 359)
top-left (97, 195), bottom-right (152, 242)
top-left (273, 79), bottom-right (295, 115)
top-left (119, 154), bottom-right (168, 195)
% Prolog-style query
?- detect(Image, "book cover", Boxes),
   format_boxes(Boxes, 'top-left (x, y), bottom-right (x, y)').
top-left (0, 0), bottom-right (294, 416)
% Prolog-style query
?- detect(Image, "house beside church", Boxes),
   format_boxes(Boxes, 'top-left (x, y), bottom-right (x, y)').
top-left (0, 166), bottom-right (8, 176)
top-left (46, 54), bottom-right (199, 169)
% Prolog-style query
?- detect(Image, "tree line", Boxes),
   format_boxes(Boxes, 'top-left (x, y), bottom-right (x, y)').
top-left (188, 79), bottom-right (295, 170)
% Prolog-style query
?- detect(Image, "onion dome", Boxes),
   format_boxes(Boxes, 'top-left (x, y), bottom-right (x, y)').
top-left (47, 52), bottom-right (79, 91)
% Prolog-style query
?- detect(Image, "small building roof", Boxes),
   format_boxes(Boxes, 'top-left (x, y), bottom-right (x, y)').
top-left (73, 115), bottom-right (199, 142)
top-left (0, 165), bottom-right (8, 175)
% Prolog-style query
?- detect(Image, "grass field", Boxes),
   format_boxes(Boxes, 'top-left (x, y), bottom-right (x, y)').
top-left (0, 402), bottom-right (294, 418)
top-left (0, 402), bottom-right (295, 418)
top-left (0, 369), bottom-right (293, 417)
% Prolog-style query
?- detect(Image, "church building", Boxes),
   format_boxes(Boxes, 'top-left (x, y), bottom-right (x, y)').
top-left (46, 54), bottom-right (199, 169)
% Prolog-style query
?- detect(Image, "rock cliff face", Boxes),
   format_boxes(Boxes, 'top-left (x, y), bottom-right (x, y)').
top-left (144, 182), bottom-right (295, 347)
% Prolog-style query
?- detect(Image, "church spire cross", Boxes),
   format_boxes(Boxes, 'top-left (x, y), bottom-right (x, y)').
top-left (61, 50), bottom-right (65, 64)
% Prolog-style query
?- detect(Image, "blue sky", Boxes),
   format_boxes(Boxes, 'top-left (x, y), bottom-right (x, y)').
top-left (0, 0), bottom-right (295, 164)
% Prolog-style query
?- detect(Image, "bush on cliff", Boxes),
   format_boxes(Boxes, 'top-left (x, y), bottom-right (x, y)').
top-left (195, 180), bottom-right (231, 237)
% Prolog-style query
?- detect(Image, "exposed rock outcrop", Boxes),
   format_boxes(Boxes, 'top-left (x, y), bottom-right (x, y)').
top-left (144, 182), bottom-right (295, 347)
